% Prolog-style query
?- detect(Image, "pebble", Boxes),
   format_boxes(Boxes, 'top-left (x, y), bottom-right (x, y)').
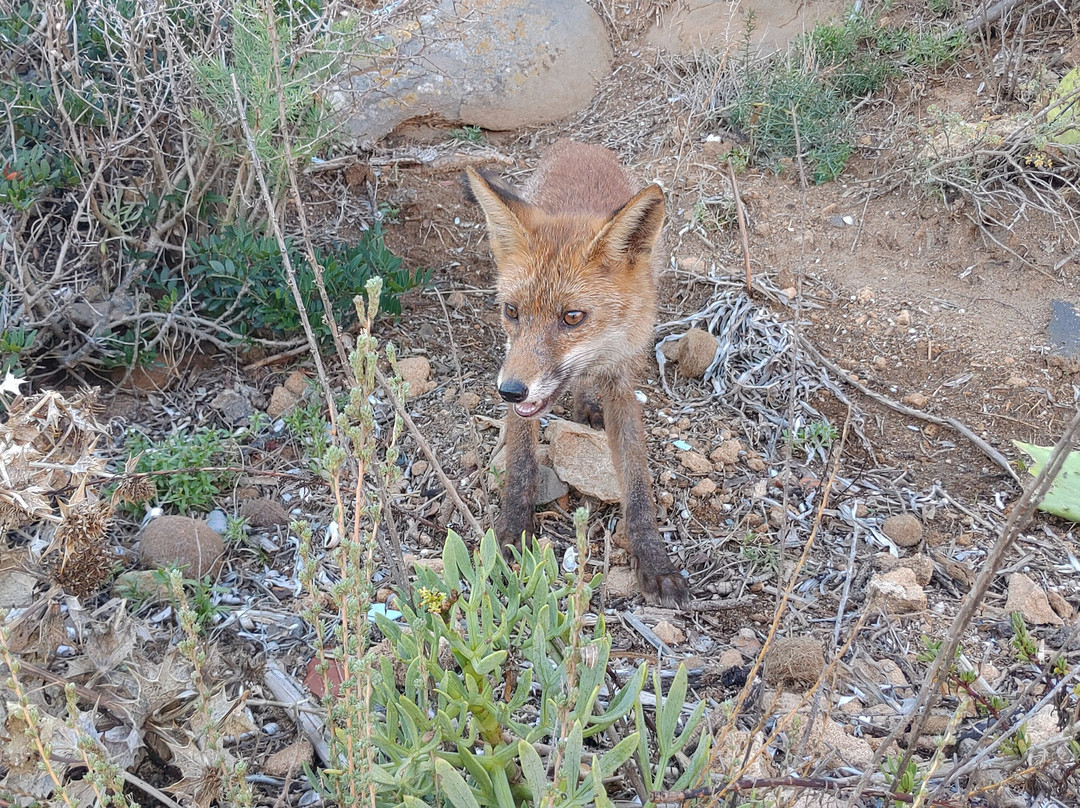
top-left (902, 392), bottom-right (928, 408)
top-left (679, 450), bottom-right (713, 476)
top-left (206, 509), bottom-right (228, 533)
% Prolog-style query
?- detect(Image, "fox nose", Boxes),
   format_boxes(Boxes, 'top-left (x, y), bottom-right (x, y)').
top-left (498, 380), bottom-right (529, 404)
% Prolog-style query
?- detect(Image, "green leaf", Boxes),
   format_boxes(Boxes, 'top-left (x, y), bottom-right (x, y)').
top-left (1013, 441), bottom-right (1080, 521)
top-left (443, 529), bottom-right (474, 588)
top-left (518, 740), bottom-right (546, 803)
top-left (559, 721), bottom-right (584, 794)
top-left (491, 765), bottom-right (516, 808)
top-left (669, 699), bottom-right (707, 756)
top-left (657, 664), bottom-right (689, 756)
top-left (456, 747), bottom-right (493, 795)
top-left (473, 650), bottom-right (508, 676)
top-left (434, 757), bottom-right (481, 808)
top-left (597, 731), bottom-right (639, 779)
top-left (589, 663), bottom-right (647, 735)
top-left (480, 528), bottom-right (499, 575)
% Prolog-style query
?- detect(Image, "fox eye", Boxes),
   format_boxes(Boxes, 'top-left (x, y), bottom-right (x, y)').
top-left (563, 310), bottom-right (586, 326)
top-left (504, 303), bottom-right (518, 320)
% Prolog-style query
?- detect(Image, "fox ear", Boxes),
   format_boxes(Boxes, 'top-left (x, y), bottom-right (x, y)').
top-left (589, 184), bottom-right (665, 268)
top-left (463, 168), bottom-right (532, 263)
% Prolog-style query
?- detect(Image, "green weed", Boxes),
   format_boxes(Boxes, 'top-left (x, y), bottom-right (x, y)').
top-left (783, 419), bottom-right (839, 462)
top-left (449, 125), bottom-right (484, 145)
top-left (155, 568), bottom-right (228, 635)
top-left (728, 6), bottom-right (968, 183)
top-left (127, 428), bottom-right (238, 513)
top-left (317, 527), bottom-right (714, 805)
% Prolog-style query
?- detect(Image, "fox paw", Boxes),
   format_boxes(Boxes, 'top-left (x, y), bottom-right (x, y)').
top-left (495, 515), bottom-right (532, 555)
top-left (637, 566), bottom-right (691, 609)
top-left (631, 543), bottom-right (690, 609)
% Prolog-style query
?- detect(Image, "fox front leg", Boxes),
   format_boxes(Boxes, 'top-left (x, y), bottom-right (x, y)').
top-left (495, 409), bottom-right (540, 550)
top-left (602, 381), bottom-right (691, 609)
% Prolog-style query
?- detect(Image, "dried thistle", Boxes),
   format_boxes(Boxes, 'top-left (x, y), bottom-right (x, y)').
top-left (51, 493), bottom-right (116, 598)
top-left (112, 454), bottom-right (157, 506)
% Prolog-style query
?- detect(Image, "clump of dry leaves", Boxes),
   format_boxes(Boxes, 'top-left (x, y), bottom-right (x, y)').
top-left (1, 389), bottom-right (155, 596)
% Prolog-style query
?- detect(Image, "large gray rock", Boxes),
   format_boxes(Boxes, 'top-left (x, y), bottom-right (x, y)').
top-left (340, 0), bottom-right (613, 143)
top-left (647, 0), bottom-right (845, 56)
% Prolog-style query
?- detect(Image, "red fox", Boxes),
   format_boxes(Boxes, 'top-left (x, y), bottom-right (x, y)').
top-left (464, 140), bottom-right (690, 609)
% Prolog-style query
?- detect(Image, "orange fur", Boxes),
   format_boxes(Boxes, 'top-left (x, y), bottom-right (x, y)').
top-left (464, 140), bottom-right (689, 608)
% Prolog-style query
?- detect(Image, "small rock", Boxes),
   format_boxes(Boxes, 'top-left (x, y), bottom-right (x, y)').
top-left (902, 392), bottom-right (928, 409)
top-left (1047, 590), bottom-right (1074, 620)
top-left (1005, 572), bottom-right (1062, 625)
top-left (139, 515), bottom-right (225, 578)
top-left (671, 328), bottom-right (719, 378)
top-left (458, 391), bottom-right (481, 410)
top-left (882, 513), bottom-right (923, 547)
top-left (868, 568), bottom-right (927, 613)
top-left (536, 464), bottom-right (570, 505)
top-left (876, 553), bottom-right (934, 587)
top-left (718, 648), bottom-right (744, 670)
top-left (398, 356), bottom-right (434, 397)
top-left (263, 739), bottom-right (314, 777)
top-left (404, 554), bottom-right (445, 575)
top-left (873, 356), bottom-right (887, 371)
top-left (896, 309), bottom-right (911, 327)
top-left (856, 287), bottom-right (874, 304)
top-left (211, 389), bottom-right (254, 425)
top-left (239, 498), bottom-right (290, 528)
top-left (548, 420), bottom-right (620, 502)
top-left (653, 619), bottom-right (686, 646)
top-left (731, 628), bottom-right (761, 657)
top-left (604, 566), bottom-right (637, 598)
top-left (411, 460), bottom-right (430, 477)
top-left (709, 439), bottom-right (742, 466)
top-left (205, 509), bottom-right (228, 533)
top-left (267, 385), bottom-right (301, 419)
top-left (462, 450), bottom-right (479, 470)
top-left (1005, 375), bottom-right (1028, 388)
top-left (113, 569), bottom-right (171, 603)
top-left (763, 636), bottom-right (825, 690)
top-left (447, 290), bottom-right (467, 308)
top-left (678, 450), bottom-right (713, 476)
top-left (1025, 703), bottom-right (1061, 747)
top-left (284, 371), bottom-right (308, 396)
top-left (690, 478), bottom-right (717, 498)
top-left (746, 456), bottom-right (766, 472)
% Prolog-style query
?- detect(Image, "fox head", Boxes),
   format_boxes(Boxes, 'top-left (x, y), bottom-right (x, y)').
top-left (464, 167), bottom-right (664, 418)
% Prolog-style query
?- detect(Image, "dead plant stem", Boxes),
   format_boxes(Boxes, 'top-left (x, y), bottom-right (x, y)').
top-left (728, 158), bottom-right (754, 296)
top-left (229, 74), bottom-right (338, 430)
top-left (375, 366), bottom-right (485, 537)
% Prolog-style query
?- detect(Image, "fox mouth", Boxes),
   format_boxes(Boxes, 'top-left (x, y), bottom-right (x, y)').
top-left (514, 394), bottom-right (553, 419)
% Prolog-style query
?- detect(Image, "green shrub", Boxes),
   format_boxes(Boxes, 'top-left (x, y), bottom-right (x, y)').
top-left (314, 529), bottom-right (713, 806)
top-left (126, 428), bottom-right (238, 512)
top-left (728, 6), bottom-right (968, 183)
top-left (158, 221), bottom-right (429, 345)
